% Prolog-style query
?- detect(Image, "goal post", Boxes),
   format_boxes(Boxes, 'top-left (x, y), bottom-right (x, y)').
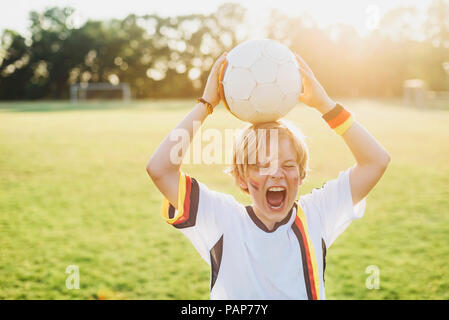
top-left (70, 83), bottom-right (131, 103)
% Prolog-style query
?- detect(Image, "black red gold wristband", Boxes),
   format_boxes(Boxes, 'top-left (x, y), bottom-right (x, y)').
top-left (322, 104), bottom-right (354, 136)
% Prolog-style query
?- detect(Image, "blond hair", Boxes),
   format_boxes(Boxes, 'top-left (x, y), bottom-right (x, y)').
top-left (225, 120), bottom-right (309, 194)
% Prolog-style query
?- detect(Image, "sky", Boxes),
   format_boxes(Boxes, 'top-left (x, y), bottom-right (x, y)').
top-left (1, 0), bottom-right (433, 37)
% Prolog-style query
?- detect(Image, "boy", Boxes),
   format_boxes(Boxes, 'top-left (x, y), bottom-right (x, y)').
top-left (146, 52), bottom-right (390, 299)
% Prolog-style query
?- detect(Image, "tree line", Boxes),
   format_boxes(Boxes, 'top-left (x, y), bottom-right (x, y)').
top-left (0, 1), bottom-right (448, 100)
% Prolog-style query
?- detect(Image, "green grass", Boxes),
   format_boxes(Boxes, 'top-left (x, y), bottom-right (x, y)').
top-left (1, 98), bottom-right (448, 299)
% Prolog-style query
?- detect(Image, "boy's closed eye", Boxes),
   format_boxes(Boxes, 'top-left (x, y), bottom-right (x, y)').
top-left (249, 162), bottom-right (298, 173)
top-left (248, 162), bottom-right (271, 169)
top-left (283, 161), bottom-right (298, 168)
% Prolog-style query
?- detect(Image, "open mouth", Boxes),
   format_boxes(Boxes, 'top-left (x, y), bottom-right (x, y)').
top-left (265, 186), bottom-right (287, 210)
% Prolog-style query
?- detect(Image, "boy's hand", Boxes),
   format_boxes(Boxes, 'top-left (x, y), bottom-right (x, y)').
top-left (295, 53), bottom-right (336, 114)
top-left (202, 52), bottom-right (228, 108)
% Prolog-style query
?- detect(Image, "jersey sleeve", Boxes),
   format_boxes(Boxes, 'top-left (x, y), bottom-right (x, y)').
top-left (160, 172), bottom-right (235, 265)
top-left (300, 166), bottom-right (366, 248)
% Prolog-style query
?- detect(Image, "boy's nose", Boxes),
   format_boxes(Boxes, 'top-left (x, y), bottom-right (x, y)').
top-left (268, 165), bottom-right (283, 179)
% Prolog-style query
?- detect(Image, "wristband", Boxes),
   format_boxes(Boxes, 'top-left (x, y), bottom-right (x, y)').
top-left (197, 98), bottom-right (214, 115)
top-left (322, 103), bottom-right (354, 136)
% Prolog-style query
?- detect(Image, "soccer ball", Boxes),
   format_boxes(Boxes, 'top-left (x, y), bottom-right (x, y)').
top-left (219, 39), bottom-right (302, 123)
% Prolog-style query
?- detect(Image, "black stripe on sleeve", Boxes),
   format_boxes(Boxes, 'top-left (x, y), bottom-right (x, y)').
top-left (173, 178), bottom-right (200, 229)
top-left (168, 204), bottom-right (176, 219)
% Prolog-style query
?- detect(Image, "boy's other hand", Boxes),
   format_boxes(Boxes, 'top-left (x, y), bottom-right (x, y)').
top-left (202, 52), bottom-right (228, 108)
top-left (295, 52), bottom-right (336, 114)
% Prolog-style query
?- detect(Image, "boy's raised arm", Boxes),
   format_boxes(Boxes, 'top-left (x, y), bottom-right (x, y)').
top-left (295, 53), bottom-right (391, 205)
top-left (146, 52), bottom-right (227, 209)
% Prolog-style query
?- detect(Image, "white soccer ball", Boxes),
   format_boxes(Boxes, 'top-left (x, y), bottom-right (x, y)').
top-left (219, 39), bottom-right (302, 124)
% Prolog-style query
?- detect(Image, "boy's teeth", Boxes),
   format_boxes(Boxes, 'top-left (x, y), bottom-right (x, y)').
top-left (268, 187), bottom-right (285, 192)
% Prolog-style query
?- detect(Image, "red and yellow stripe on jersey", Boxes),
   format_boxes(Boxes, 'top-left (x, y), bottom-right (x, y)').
top-left (161, 172), bottom-right (199, 228)
top-left (322, 104), bottom-right (354, 136)
top-left (292, 203), bottom-right (321, 300)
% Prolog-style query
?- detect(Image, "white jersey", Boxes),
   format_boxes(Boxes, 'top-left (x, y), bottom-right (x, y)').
top-left (161, 167), bottom-right (366, 300)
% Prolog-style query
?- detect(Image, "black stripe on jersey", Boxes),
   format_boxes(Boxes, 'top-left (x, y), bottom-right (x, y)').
top-left (173, 178), bottom-right (200, 229)
top-left (322, 238), bottom-right (327, 284)
top-left (291, 203), bottom-right (313, 300)
top-left (210, 234), bottom-right (224, 291)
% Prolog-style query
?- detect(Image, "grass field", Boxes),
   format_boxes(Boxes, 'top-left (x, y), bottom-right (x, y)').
top-left (1, 98), bottom-right (448, 300)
